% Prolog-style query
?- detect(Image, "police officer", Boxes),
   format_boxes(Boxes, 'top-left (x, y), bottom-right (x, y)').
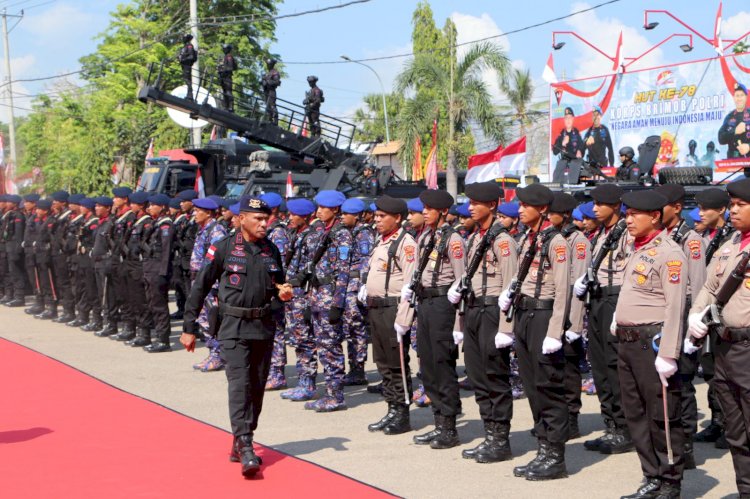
top-left (688, 178), bottom-right (750, 498)
top-left (177, 34), bottom-right (197, 101)
top-left (63, 195), bottom-right (86, 326)
top-left (34, 199), bottom-right (58, 320)
top-left (77, 198), bottom-right (101, 331)
top-left (340, 198), bottom-right (374, 386)
top-left (498, 202), bottom-right (523, 243)
top-left (108, 187), bottom-right (136, 340)
top-left (501, 183), bottom-right (571, 481)
top-left (0, 195), bottom-right (9, 303)
top-left (457, 182), bottom-right (518, 462)
top-left (579, 201), bottom-right (601, 241)
top-left (405, 198), bottom-right (425, 239)
top-left (617, 146), bottom-right (641, 181)
top-left (584, 105), bottom-right (615, 168)
top-left (304, 190), bottom-right (353, 412)
top-left (553, 107), bottom-right (585, 159)
top-left (173, 189), bottom-right (198, 321)
top-left (218, 43), bottom-right (237, 112)
top-left (406, 189), bottom-right (465, 449)
top-left (262, 58), bottom-right (281, 124)
top-left (23, 193), bottom-right (42, 315)
top-left (303, 76), bottom-right (324, 137)
top-left (91, 197), bottom-right (118, 336)
top-left (2, 195), bottom-right (26, 307)
top-left (718, 82), bottom-right (750, 158)
top-left (50, 191), bottom-right (76, 323)
top-left (142, 194), bottom-right (174, 353)
top-left (123, 192), bottom-right (155, 346)
top-left (181, 195), bottom-right (293, 478)
top-left (615, 190), bottom-right (687, 499)
top-left (362, 195), bottom-right (417, 435)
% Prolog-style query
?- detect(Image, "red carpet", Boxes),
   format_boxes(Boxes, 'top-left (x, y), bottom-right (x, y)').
top-left (0, 338), bottom-right (394, 498)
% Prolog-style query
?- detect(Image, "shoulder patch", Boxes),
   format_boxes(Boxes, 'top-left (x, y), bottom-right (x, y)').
top-left (450, 240), bottom-right (463, 259)
top-left (667, 260), bottom-right (682, 284)
top-left (575, 242), bottom-right (586, 260)
top-left (554, 245), bottom-right (567, 262)
top-left (499, 240), bottom-right (511, 257)
top-left (687, 239), bottom-right (701, 260)
top-left (206, 245), bottom-right (216, 261)
top-left (404, 245), bottom-right (415, 263)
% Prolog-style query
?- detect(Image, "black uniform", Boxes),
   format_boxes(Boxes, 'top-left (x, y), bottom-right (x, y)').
top-left (177, 40), bottom-right (197, 101)
top-left (142, 215), bottom-right (174, 347)
top-left (23, 212), bottom-right (42, 311)
top-left (171, 212), bottom-right (192, 316)
top-left (553, 127), bottom-right (584, 158)
top-left (123, 213), bottom-right (155, 344)
top-left (718, 107), bottom-right (750, 158)
top-left (3, 207), bottom-right (25, 302)
top-left (35, 214), bottom-right (57, 316)
top-left (584, 123), bottom-right (615, 167)
top-left (616, 158), bottom-right (641, 181)
top-left (76, 214), bottom-right (100, 325)
top-left (63, 213), bottom-right (85, 323)
top-left (218, 51), bottom-right (238, 112)
top-left (304, 84), bottom-right (324, 137)
top-left (262, 66), bottom-right (281, 124)
top-left (110, 209), bottom-right (136, 333)
top-left (91, 214), bottom-right (117, 331)
top-left (51, 209), bottom-right (75, 320)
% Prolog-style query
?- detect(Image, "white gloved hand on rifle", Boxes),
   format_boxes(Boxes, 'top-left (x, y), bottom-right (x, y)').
top-left (400, 285), bottom-right (414, 304)
top-left (394, 323), bottom-right (409, 343)
top-left (452, 331), bottom-right (464, 345)
top-left (498, 289), bottom-right (512, 313)
top-left (688, 306), bottom-right (711, 339)
top-left (683, 336), bottom-right (701, 355)
top-left (447, 281), bottom-right (462, 305)
top-left (573, 274), bottom-right (587, 298)
top-left (357, 285), bottom-right (367, 304)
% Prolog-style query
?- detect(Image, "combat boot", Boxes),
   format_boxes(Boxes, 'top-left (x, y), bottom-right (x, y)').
top-left (683, 441), bottom-right (696, 470)
top-left (0, 294), bottom-right (10, 305)
top-left (36, 304), bottom-right (57, 320)
top-left (693, 414), bottom-right (723, 442)
top-left (383, 405), bottom-right (411, 435)
top-left (202, 353), bottom-right (225, 371)
top-left (430, 414), bottom-right (459, 449)
top-left (475, 422), bottom-right (512, 463)
top-left (584, 419), bottom-right (616, 451)
top-left (235, 435), bottom-right (263, 478)
top-left (525, 441), bottom-right (568, 481)
top-left (25, 303), bottom-right (43, 315)
top-left (413, 415), bottom-right (441, 445)
top-left (368, 403), bottom-right (397, 432)
top-left (620, 477), bottom-right (662, 499)
top-left (715, 432), bottom-right (729, 449)
top-left (126, 328), bottom-right (151, 347)
top-left (264, 369), bottom-right (287, 389)
top-left (513, 439), bottom-right (549, 477)
top-left (54, 311), bottom-right (76, 323)
top-left (169, 310), bottom-right (184, 320)
top-left (144, 341), bottom-right (172, 353)
top-left (599, 426), bottom-right (635, 454)
top-left (654, 480), bottom-right (680, 499)
top-left (343, 366), bottom-right (368, 386)
top-left (94, 322), bottom-right (117, 337)
top-left (304, 395), bottom-right (347, 412)
top-left (111, 324), bottom-right (135, 342)
top-left (567, 413), bottom-right (581, 440)
top-left (81, 319), bottom-right (102, 332)
top-left (5, 298), bottom-right (25, 307)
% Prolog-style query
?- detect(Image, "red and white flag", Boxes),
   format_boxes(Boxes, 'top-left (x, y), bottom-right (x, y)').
top-left (0, 135), bottom-right (16, 194)
top-left (613, 31), bottom-right (624, 74)
top-left (465, 136), bottom-right (526, 184)
top-left (542, 53), bottom-right (557, 84)
top-left (714, 2), bottom-right (724, 56)
top-left (285, 171), bottom-right (294, 198)
top-left (111, 161), bottom-right (121, 185)
top-left (194, 168), bottom-right (205, 198)
top-left (424, 119), bottom-right (438, 189)
top-left (145, 138), bottom-right (154, 164)
top-left (210, 125), bottom-right (218, 141)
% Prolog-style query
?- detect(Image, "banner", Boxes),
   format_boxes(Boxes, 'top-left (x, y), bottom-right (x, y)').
top-left (549, 53), bottom-right (750, 180)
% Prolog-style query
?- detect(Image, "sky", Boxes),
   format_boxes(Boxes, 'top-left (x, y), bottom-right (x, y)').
top-left (2, 0), bottom-right (750, 133)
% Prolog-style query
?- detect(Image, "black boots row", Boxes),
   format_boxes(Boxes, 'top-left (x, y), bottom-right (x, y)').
top-left (368, 403), bottom-right (411, 435)
top-left (413, 414), bottom-right (460, 449)
top-left (621, 477), bottom-right (681, 499)
top-left (461, 421), bottom-right (512, 463)
top-left (583, 420), bottom-right (635, 454)
top-left (513, 439), bottom-right (568, 481)
top-left (0, 294), bottom-right (24, 307)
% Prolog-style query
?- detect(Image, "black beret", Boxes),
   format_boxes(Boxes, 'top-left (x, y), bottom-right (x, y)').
top-left (727, 178), bottom-right (750, 203)
top-left (621, 190), bottom-right (668, 212)
top-left (564, 107), bottom-right (574, 116)
top-left (238, 195), bottom-right (271, 214)
top-left (655, 184), bottom-right (685, 204)
top-left (112, 187), bottom-right (133, 198)
top-left (36, 199), bottom-right (52, 210)
top-left (549, 192), bottom-right (577, 213)
top-left (465, 181), bottom-right (503, 203)
top-left (374, 195), bottom-right (407, 215)
top-left (419, 189), bottom-right (454, 210)
top-left (51, 190), bottom-right (69, 202)
top-left (590, 184), bottom-right (624, 204)
top-left (516, 183), bottom-right (554, 206)
top-left (695, 187), bottom-right (730, 209)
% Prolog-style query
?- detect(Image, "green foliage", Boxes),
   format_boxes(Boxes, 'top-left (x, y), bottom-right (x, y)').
top-left (352, 92), bottom-right (404, 143)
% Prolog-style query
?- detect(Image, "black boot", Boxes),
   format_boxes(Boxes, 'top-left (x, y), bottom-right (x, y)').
top-left (367, 381), bottom-right (383, 394)
top-left (5, 298), bottom-right (25, 307)
top-left (567, 413), bottom-right (581, 440)
top-left (683, 441), bottom-right (696, 470)
top-left (81, 320), bottom-right (102, 332)
top-left (94, 322), bottom-right (118, 337)
top-left (525, 441), bottom-right (568, 481)
top-left (0, 294), bottom-right (10, 305)
top-left (170, 310), bottom-right (184, 320)
top-left (343, 366), bottom-right (368, 386)
top-left (413, 415), bottom-right (441, 445)
top-left (36, 304), bottom-right (57, 320)
top-left (694, 415), bottom-right (723, 443)
top-left (654, 480), bottom-right (680, 499)
top-left (144, 341), bottom-right (172, 353)
top-left (715, 432), bottom-right (729, 449)
top-left (25, 303), bottom-right (44, 315)
top-left (475, 422), bottom-right (512, 463)
top-left (126, 328), bottom-right (151, 347)
top-left (584, 420), bottom-right (616, 451)
top-left (368, 403), bottom-right (397, 432)
top-left (383, 405), bottom-right (411, 435)
top-left (430, 414), bottom-right (459, 449)
top-left (67, 315), bottom-right (88, 327)
top-left (235, 435), bottom-right (263, 478)
top-left (112, 324), bottom-right (136, 341)
top-left (621, 477), bottom-right (662, 499)
top-left (513, 439), bottom-right (549, 477)
top-left (599, 426), bottom-right (635, 454)
top-left (53, 311), bottom-right (75, 323)
top-left (461, 434), bottom-right (490, 460)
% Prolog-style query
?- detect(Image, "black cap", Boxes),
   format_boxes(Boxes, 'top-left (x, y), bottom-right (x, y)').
top-left (374, 195), bottom-right (407, 215)
top-left (655, 184), bottom-right (686, 204)
top-left (307, 75), bottom-right (318, 83)
top-left (238, 196), bottom-right (271, 214)
top-left (695, 187), bottom-right (729, 209)
top-left (564, 107), bottom-right (574, 116)
top-left (516, 183), bottom-right (553, 206)
top-left (465, 181), bottom-right (503, 202)
top-left (590, 184), bottom-right (624, 204)
top-left (549, 192), bottom-right (577, 213)
top-left (183, 34), bottom-right (193, 43)
top-left (419, 189), bottom-right (454, 210)
top-left (727, 178), bottom-right (750, 202)
top-left (621, 190), bottom-right (668, 212)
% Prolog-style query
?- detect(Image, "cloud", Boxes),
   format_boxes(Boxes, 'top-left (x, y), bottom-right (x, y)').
top-left (23, 2), bottom-right (100, 46)
top-left (722, 11), bottom-right (750, 42)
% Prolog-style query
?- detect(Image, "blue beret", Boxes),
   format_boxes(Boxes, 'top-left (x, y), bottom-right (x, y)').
top-left (314, 190), bottom-right (346, 208)
top-left (177, 189), bottom-right (198, 201)
top-left (579, 201), bottom-right (596, 219)
top-left (169, 198), bottom-right (182, 209)
top-left (407, 198), bottom-right (424, 213)
top-left (221, 197), bottom-right (237, 209)
top-left (128, 191), bottom-right (150, 205)
top-left (369, 203), bottom-right (376, 212)
top-left (6, 194), bottom-right (21, 204)
top-left (24, 194), bottom-right (40, 203)
top-left (341, 198), bottom-right (366, 214)
top-left (498, 202), bottom-right (519, 218)
top-left (193, 197), bottom-right (219, 210)
top-left (735, 82), bottom-right (747, 95)
top-left (68, 194), bottom-right (85, 205)
top-left (287, 198), bottom-right (316, 216)
top-left (448, 205), bottom-right (459, 216)
top-left (112, 187), bottom-right (133, 198)
top-left (260, 192), bottom-right (283, 209)
top-left (229, 203), bottom-right (240, 216)
top-left (37, 199), bottom-right (53, 210)
top-left (456, 202), bottom-right (471, 218)
top-left (688, 207), bottom-right (701, 222)
top-left (51, 190), bottom-right (69, 202)
top-left (572, 208), bottom-right (583, 221)
top-left (95, 196), bottom-right (113, 207)
top-left (149, 194), bottom-right (171, 206)
top-left (239, 195), bottom-right (271, 214)
top-left (80, 198), bottom-right (96, 210)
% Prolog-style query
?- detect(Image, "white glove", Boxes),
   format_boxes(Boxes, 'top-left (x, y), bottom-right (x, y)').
top-left (394, 323), bottom-right (409, 342)
top-left (542, 336), bottom-right (563, 354)
top-left (565, 330), bottom-right (581, 343)
top-left (447, 281), bottom-right (462, 305)
top-left (498, 289), bottom-right (512, 312)
top-left (687, 306), bottom-right (710, 339)
top-left (452, 331), bottom-right (464, 345)
top-left (400, 285), bottom-right (414, 303)
top-left (683, 336), bottom-right (701, 355)
top-left (609, 312), bottom-right (617, 336)
top-left (655, 356), bottom-right (678, 387)
top-left (494, 332), bottom-right (513, 349)
top-left (573, 275), bottom-right (587, 298)
top-left (357, 285), bottom-right (367, 303)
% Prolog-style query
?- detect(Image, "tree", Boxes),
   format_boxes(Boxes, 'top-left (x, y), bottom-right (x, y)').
top-left (352, 92), bottom-right (404, 143)
top-left (499, 67), bottom-right (536, 137)
top-left (733, 37), bottom-right (750, 54)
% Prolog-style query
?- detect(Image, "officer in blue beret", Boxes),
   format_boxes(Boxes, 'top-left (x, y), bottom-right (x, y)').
top-left (497, 202), bottom-right (522, 242)
top-left (719, 82), bottom-right (750, 158)
top-left (405, 197), bottom-right (426, 239)
top-left (176, 189), bottom-right (198, 201)
top-left (45, 191), bottom-right (72, 322)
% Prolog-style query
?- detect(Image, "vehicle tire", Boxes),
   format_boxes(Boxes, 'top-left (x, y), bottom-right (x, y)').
top-left (658, 166), bottom-right (712, 185)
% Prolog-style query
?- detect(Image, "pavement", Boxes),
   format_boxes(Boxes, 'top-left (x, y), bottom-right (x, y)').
top-left (0, 304), bottom-right (739, 498)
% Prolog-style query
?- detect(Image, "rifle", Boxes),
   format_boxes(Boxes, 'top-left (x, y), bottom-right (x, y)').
top-left (300, 228), bottom-right (333, 292)
top-left (456, 224), bottom-right (505, 315)
top-left (408, 232), bottom-right (436, 308)
top-left (579, 219), bottom-right (627, 308)
top-left (505, 230), bottom-right (539, 323)
top-left (705, 223), bottom-right (734, 264)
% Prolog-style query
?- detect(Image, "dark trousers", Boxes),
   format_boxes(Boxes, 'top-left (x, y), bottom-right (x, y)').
top-left (369, 304), bottom-right (412, 406)
top-left (25, 253), bottom-right (42, 305)
top-left (306, 109), bottom-right (321, 137)
top-left (171, 266), bottom-right (186, 314)
top-left (8, 252), bottom-right (25, 299)
top-left (464, 303), bottom-right (512, 423)
top-left (699, 331), bottom-right (724, 423)
top-left (123, 260), bottom-right (152, 330)
top-left (265, 90), bottom-right (278, 124)
top-left (111, 260), bottom-right (130, 320)
top-left (618, 340), bottom-right (684, 483)
top-left (678, 350), bottom-right (699, 438)
top-left (220, 76), bottom-right (234, 111)
top-left (222, 337), bottom-right (273, 438)
top-left (417, 296), bottom-right (460, 417)
top-left (564, 337), bottom-right (585, 417)
top-left (713, 337), bottom-right (750, 495)
top-left (181, 65), bottom-right (193, 99)
top-left (144, 270), bottom-right (170, 341)
top-left (37, 254), bottom-right (55, 304)
top-left (588, 293), bottom-right (626, 427)
top-left (514, 306), bottom-right (569, 444)
top-left (52, 253), bottom-right (74, 314)
top-left (76, 257), bottom-right (98, 319)
top-left (94, 261), bottom-right (118, 324)
top-left (0, 250), bottom-right (7, 296)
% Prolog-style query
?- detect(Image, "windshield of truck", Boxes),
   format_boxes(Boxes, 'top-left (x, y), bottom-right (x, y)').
top-left (137, 166), bottom-right (164, 192)
top-left (216, 181), bottom-right (246, 198)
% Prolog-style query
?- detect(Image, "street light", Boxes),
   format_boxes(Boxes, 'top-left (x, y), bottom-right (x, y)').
top-left (552, 42), bottom-right (566, 50)
top-left (622, 33), bottom-right (694, 69)
top-left (341, 55), bottom-right (391, 144)
top-left (644, 22), bottom-right (659, 30)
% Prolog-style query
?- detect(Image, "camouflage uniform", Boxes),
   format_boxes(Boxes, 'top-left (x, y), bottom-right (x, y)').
top-left (343, 222), bottom-right (374, 380)
top-left (266, 217), bottom-right (291, 388)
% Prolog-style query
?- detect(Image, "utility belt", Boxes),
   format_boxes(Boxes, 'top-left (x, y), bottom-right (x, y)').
top-left (594, 285), bottom-right (621, 298)
top-left (615, 324), bottom-right (662, 342)
top-left (467, 294), bottom-right (499, 308)
top-left (417, 285), bottom-right (451, 299)
top-left (719, 327), bottom-right (750, 343)
top-left (366, 296), bottom-right (399, 308)
top-left (220, 304), bottom-right (271, 320)
top-left (517, 295), bottom-right (554, 311)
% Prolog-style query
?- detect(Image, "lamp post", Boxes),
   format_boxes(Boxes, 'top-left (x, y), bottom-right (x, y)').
top-left (341, 55), bottom-right (391, 144)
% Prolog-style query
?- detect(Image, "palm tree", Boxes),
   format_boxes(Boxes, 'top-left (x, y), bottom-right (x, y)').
top-left (499, 67), bottom-right (536, 136)
top-left (396, 41), bottom-right (510, 196)
top-left (733, 37), bottom-right (750, 54)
